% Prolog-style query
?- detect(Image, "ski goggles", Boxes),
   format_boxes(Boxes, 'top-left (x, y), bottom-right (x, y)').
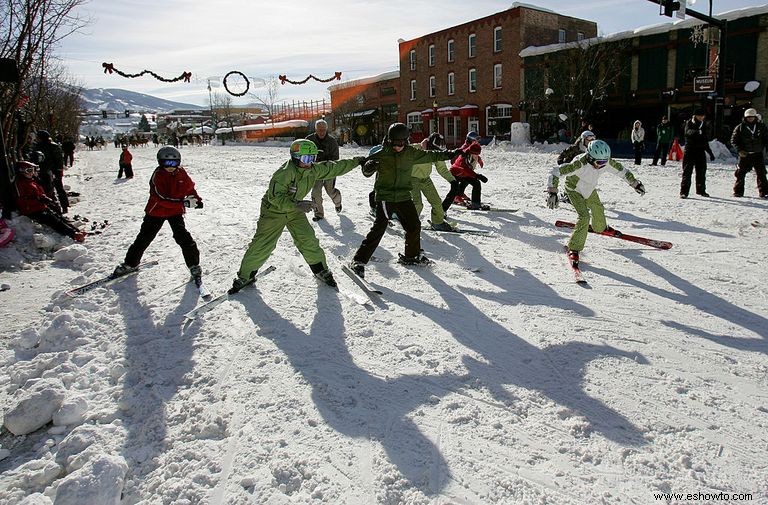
top-left (162, 159), bottom-right (180, 168)
top-left (297, 154), bottom-right (316, 165)
top-left (19, 166), bottom-right (37, 174)
top-left (586, 155), bottom-right (608, 168)
top-left (391, 140), bottom-right (407, 148)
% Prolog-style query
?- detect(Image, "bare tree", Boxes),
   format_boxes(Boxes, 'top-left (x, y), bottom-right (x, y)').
top-left (524, 37), bottom-right (630, 139)
top-left (248, 75), bottom-right (280, 124)
top-left (0, 0), bottom-right (89, 153)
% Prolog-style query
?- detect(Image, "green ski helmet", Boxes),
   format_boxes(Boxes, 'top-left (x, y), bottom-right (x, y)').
top-left (290, 139), bottom-right (319, 165)
top-left (586, 139), bottom-right (610, 167)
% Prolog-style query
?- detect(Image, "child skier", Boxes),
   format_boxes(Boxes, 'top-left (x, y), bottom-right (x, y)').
top-left (442, 141), bottom-right (488, 211)
top-left (410, 133), bottom-right (456, 231)
top-left (111, 146), bottom-right (204, 283)
top-left (14, 161), bottom-right (85, 242)
top-left (229, 139), bottom-right (367, 293)
top-left (349, 122), bottom-right (459, 277)
top-left (546, 140), bottom-right (645, 264)
top-left (118, 145), bottom-right (134, 179)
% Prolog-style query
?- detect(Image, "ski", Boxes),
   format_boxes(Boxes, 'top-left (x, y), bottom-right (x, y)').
top-left (564, 246), bottom-right (587, 284)
top-left (426, 221), bottom-right (493, 236)
top-left (554, 220), bottom-right (673, 250)
top-left (454, 206), bottom-right (519, 213)
top-left (194, 278), bottom-right (213, 301)
top-left (183, 265), bottom-right (276, 321)
top-left (341, 265), bottom-right (383, 296)
top-left (65, 261), bottom-right (160, 297)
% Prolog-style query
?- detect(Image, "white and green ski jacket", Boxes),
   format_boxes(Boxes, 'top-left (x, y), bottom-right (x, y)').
top-left (548, 154), bottom-right (638, 198)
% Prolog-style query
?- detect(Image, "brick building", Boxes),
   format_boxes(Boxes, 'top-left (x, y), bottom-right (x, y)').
top-left (328, 71), bottom-right (400, 146)
top-left (398, 5), bottom-right (596, 145)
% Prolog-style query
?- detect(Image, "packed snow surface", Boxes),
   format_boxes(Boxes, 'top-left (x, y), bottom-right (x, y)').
top-left (1, 142), bottom-right (766, 504)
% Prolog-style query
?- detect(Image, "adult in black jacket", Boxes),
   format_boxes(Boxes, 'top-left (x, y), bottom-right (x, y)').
top-left (730, 108), bottom-right (768, 198)
top-left (34, 130), bottom-right (69, 213)
top-left (306, 120), bottom-right (341, 221)
top-left (680, 110), bottom-right (715, 199)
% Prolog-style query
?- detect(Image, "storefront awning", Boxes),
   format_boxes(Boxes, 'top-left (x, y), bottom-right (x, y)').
top-left (459, 104), bottom-right (479, 118)
top-left (437, 106), bottom-right (460, 117)
top-left (420, 109), bottom-right (434, 119)
top-left (349, 108), bottom-right (377, 118)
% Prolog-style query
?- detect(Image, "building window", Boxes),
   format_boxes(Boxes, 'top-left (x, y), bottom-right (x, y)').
top-left (410, 79), bottom-right (417, 100)
top-left (429, 76), bottom-right (436, 97)
top-left (558, 29), bottom-right (566, 43)
top-left (493, 64), bottom-right (502, 89)
top-left (486, 104), bottom-right (513, 135)
top-left (577, 31), bottom-right (585, 41)
top-left (428, 44), bottom-right (435, 67)
top-left (446, 116), bottom-right (458, 139)
top-left (468, 68), bottom-right (477, 93)
top-left (406, 112), bottom-right (422, 132)
top-left (494, 27), bottom-right (502, 52)
top-left (447, 72), bottom-right (455, 95)
top-left (468, 33), bottom-right (476, 58)
top-left (409, 50), bottom-right (416, 70)
top-left (380, 86), bottom-right (396, 97)
top-left (447, 39), bottom-right (455, 62)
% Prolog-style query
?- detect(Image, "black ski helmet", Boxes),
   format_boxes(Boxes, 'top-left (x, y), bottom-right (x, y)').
top-left (157, 146), bottom-right (181, 164)
top-left (387, 123), bottom-right (410, 142)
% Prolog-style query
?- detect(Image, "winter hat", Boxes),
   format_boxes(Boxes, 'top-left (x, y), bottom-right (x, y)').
top-left (466, 142), bottom-right (482, 155)
top-left (36, 130), bottom-right (50, 140)
top-left (693, 107), bottom-right (706, 116)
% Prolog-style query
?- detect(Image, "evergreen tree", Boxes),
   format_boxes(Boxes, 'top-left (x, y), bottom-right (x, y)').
top-left (138, 114), bottom-right (150, 132)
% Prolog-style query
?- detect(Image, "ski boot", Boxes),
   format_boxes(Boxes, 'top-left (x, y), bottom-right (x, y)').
top-left (314, 268), bottom-right (337, 288)
top-left (567, 250), bottom-right (580, 267)
top-left (189, 265), bottom-right (203, 287)
top-left (111, 263), bottom-right (137, 278)
top-left (430, 221), bottom-right (454, 232)
top-left (349, 260), bottom-right (365, 278)
top-left (397, 253), bottom-right (432, 266)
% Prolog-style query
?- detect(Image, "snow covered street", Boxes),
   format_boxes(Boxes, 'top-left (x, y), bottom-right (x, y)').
top-left (1, 143), bottom-right (766, 504)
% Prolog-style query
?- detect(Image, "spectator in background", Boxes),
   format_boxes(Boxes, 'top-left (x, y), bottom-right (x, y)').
top-left (651, 116), bottom-right (674, 166)
top-left (306, 119), bottom-right (341, 221)
top-left (730, 108), bottom-right (768, 198)
top-left (34, 130), bottom-right (69, 214)
top-left (680, 108), bottom-right (715, 199)
top-left (631, 120), bottom-right (645, 165)
top-left (61, 137), bottom-right (76, 167)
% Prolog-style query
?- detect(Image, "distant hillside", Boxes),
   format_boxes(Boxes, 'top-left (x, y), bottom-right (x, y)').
top-left (80, 88), bottom-right (204, 113)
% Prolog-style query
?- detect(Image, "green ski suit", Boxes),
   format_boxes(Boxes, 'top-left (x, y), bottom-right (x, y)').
top-left (236, 157), bottom-right (361, 280)
top-left (548, 154), bottom-right (639, 252)
top-left (410, 144), bottom-right (455, 226)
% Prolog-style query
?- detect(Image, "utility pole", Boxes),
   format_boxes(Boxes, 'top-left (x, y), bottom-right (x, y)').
top-left (647, 0), bottom-right (727, 135)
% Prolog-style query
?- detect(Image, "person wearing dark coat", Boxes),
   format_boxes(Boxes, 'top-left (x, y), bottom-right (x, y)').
top-left (306, 120), bottom-right (341, 221)
top-left (34, 130), bottom-right (69, 213)
top-left (680, 109), bottom-right (715, 198)
top-left (651, 116), bottom-right (674, 166)
top-left (730, 108), bottom-right (768, 198)
top-left (61, 138), bottom-right (76, 167)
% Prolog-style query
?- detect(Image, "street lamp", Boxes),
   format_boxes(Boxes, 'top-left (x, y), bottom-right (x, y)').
top-left (432, 100), bottom-right (438, 135)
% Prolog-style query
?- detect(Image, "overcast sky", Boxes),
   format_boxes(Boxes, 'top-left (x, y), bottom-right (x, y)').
top-left (56, 0), bottom-right (761, 107)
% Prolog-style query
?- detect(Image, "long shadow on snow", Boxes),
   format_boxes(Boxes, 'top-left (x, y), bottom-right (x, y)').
top-left (609, 209), bottom-right (734, 238)
top-left (388, 267), bottom-right (649, 446)
top-left (240, 291), bottom-right (456, 495)
top-left (661, 320), bottom-right (768, 354)
top-left (115, 277), bottom-right (200, 488)
top-left (590, 249), bottom-right (767, 342)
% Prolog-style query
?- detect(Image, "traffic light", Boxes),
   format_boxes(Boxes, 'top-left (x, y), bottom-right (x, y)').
top-left (663, 0), bottom-right (680, 17)
top-left (102, 110), bottom-right (107, 119)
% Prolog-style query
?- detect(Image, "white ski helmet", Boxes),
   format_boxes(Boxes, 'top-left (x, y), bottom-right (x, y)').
top-left (744, 108), bottom-right (758, 118)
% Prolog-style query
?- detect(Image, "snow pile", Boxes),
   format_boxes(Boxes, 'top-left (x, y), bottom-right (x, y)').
top-left (0, 144), bottom-right (766, 503)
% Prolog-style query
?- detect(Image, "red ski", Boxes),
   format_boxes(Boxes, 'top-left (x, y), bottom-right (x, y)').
top-left (555, 221), bottom-right (672, 250)
top-left (564, 246), bottom-right (587, 284)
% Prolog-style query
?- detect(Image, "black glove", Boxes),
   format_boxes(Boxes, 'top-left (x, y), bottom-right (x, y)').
top-left (476, 173), bottom-right (488, 183)
top-left (362, 159), bottom-right (379, 177)
top-left (296, 200), bottom-right (314, 213)
top-left (546, 190), bottom-right (559, 209)
top-left (355, 156), bottom-right (367, 167)
top-left (196, 200), bottom-right (204, 209)
top-left (633, 180), bottom-right (646, 196)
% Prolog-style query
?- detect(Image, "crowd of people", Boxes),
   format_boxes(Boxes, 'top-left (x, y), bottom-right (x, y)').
top-left (2, 109), bottom-right (765, 287)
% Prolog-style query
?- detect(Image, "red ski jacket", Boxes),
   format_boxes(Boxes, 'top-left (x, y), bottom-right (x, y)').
top-left (119, 150), bottom-right (133, 165)
top-left (449, 141), bottom-right (484, 179)
top-left (15, 177), bottom-right (51, 214)
top-left (144, 166), bottom-right (201, 217)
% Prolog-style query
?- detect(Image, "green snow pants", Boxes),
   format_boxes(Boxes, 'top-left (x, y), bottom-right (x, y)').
top-left (236, 204), bottom-right (327, 280)
top-left (411, 177), bottom-right (447, 225)
top-left (566, 189), bottom-right (607, 252)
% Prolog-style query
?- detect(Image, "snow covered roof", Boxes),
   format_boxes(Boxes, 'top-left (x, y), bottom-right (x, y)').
top-left (520, 4), bottom-right (768, 58)
top-left (327, 71), bottom-right (400, 92)
top-left (214, 119), bottom-right (308, 134)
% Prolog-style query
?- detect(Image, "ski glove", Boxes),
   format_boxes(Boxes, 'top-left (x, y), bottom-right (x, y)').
top-left (362, 159), bottom-right (380, 177)
top-left (632, 180), bottom-right (646, 196)
top-left (184, 195), bottom-right (203, 209)
top-left (354, 156), bottom-right (368, 167)
top-left (546, 190), bottom-right (559, 209)
top-left (296, 200), bottom-right (314, 213)
top-left (476, 173), bottom-right (488, 183)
